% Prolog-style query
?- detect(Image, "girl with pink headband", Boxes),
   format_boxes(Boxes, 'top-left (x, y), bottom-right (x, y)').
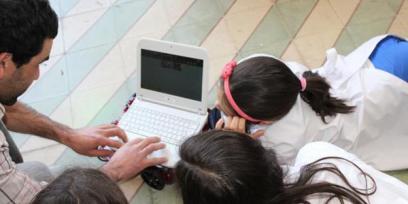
top-left (215, 35), bottom-right (408, 171)
top-left (218, 55), bottom-right (351, 124)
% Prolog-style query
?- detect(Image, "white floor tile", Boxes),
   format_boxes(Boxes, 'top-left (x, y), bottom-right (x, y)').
top-left (66, 0), bottom-right (112, 16)
top-left (62, 9), bottom-right (107, 51)
top-left (22, 144), bottom-right (67, 166)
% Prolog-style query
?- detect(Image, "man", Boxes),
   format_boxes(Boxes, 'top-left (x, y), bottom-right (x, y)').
top-left (0, 0), bottom-right (167, 203)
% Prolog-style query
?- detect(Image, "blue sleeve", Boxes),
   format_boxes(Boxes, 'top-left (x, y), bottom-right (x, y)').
top-left (369, 36), bottom-right (408, 82)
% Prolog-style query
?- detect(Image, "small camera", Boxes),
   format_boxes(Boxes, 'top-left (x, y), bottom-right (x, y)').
top-left (141, 166), bottom-right (175, 190)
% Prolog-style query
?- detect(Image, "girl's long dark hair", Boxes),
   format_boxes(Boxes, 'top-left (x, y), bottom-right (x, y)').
top-left (222, 56), bottom-right (354, 123)
top-left (176, 130), bottom-right (376, 204)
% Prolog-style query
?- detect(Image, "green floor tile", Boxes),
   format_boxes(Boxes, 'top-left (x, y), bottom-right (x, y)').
top-left (335, 0), bottom-right (403, 55)
top-left (130, 184), bottom-right (154, 204)
top-left (53, 148), bottom-right (105, 169)
top-left (238, 9), bottom-right (292, 57)
top-left (163, 0), bottom-right (235, 45)
top-left (387, 170), bottom-right (408, 184)
top-left (10, 133), bottom-right (31, 148)
top-left (130, 184), bottom-right (182, 204)
top-left (238, 0), bottom-right (317, 58)
top-left (165, 21), bottom-right (217, 45)
top-left (275, 0), bottom-right (318, 35)
top-left (60, 0), bottom-right (80, 17)
top-left (88, 76), bottom-right (136, 126)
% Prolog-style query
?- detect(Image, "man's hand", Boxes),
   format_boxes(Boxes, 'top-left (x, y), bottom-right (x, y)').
top-left (4, 102), bottom-right (131, 157)
top-left (62, 124), bottom-right (128, 157)
top-left (215, 116), bottom-right (264, 139)
top-left (100, 137), bottom-right (167, 181)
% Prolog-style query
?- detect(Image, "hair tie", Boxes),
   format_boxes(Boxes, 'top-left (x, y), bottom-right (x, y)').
top-left (299, 77), bottom-right (307, 92)
top-left (221, 60), bottom-right (261, 123)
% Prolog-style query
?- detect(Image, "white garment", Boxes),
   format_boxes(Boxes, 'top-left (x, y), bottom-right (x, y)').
top-left (251, 35), bottom-right (408, 171)
top-left (286, 142), bottom-right (408, 203)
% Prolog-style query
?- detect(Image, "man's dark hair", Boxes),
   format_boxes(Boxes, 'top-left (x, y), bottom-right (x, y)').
top-left (0, 0), bottom-right (58, 67)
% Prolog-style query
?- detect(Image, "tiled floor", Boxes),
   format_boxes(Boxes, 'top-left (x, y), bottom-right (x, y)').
top-left (12, 0), bottom-right (408, 203)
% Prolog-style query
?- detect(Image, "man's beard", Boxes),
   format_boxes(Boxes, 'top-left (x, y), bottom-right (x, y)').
top-left (0, 96), bottom-right (18, 106)
top-left (0, 88), bottom-right (26, 106)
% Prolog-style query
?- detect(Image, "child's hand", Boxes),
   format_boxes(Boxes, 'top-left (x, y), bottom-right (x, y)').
top-left (217, 116), bottom-right (246, 133)
top-left (215, 116), bottom-right (265, 139)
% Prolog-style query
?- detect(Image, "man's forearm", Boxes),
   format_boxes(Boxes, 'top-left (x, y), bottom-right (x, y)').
top-left (3, 101), bottom-right (73, 143)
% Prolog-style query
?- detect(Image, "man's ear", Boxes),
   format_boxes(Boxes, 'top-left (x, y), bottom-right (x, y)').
top-left (0, 52), bottom-right (11, 79)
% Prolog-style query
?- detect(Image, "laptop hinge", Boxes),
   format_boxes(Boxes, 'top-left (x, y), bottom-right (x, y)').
top-left (138, 96), bottom-right (207, 115)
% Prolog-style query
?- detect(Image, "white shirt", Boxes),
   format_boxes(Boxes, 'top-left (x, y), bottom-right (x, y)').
top-left (286, 142), bottom-right (408, 203)
top-left (251, 35), bottom-right (408, 171)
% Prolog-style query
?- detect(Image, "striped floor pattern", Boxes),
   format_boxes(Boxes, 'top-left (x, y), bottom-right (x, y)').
top-left (11, 0), bottom-right (408, 203)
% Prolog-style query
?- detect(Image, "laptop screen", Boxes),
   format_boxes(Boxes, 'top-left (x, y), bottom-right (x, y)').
top-left (141, 49), bottom-right (203, 101)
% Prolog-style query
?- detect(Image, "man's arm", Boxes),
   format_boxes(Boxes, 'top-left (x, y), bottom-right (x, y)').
top-left (4, 102), bottom-right (169, 182)
top-left (4, 101), bottom-right (72, 143)
top-left (3, 101), bottom-right (128, 157)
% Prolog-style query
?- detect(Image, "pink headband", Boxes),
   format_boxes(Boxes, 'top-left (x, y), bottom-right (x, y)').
top-left (221, 60), bottom-right (261, 123)
top-left (299, 77), bottom-right (307, 92)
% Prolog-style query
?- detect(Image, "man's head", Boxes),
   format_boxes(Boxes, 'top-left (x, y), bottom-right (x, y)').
top-left (0, 0), bottom-right (58, 105)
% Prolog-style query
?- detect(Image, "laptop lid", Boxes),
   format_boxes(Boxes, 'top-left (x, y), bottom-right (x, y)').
top-left (136, 38), bottom-right (209, 115)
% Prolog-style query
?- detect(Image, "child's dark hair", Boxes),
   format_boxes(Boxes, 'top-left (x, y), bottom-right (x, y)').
top-left (221, 56), bottom-right (355, 123)
top-left (176, 130), bottom-right (376, 204)
top-left (31, 168), bottom-right (128, 204)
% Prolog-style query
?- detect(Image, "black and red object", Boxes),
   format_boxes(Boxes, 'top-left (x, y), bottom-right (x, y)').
top-left (141, 166), bottom-right (175, 190)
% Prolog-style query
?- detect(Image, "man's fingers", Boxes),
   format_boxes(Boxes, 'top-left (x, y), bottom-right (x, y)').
top-left (141, 143), bottom-right (166, 157)
top-left (145, 157), bottom-right (168, 167)
top-left (97, 124), bottom-right (117, 129)
top-left (102, 127), bottom-right (128, 143)
top-left (100, 137), bottom-right (124, 149)
top-left (129, 138), bottom-right (143, 145)
top-left (251, 130), bottom-right (265, 139)
top-left (88, 149), bottom-right (114, 157)
top-left (137, 137), bottom-right (161, 149)
top-left (215, 118), bottom-right (224, 129)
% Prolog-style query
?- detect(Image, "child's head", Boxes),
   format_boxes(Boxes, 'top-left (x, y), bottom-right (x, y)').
top-left (216, 55), bottom-right (354, 123)
top-left (175, 130), bottom-right (284, 204)
top-left (31, 168), bottom-right (128, 204)
top-left (175, 130), bottom-right (375, 204)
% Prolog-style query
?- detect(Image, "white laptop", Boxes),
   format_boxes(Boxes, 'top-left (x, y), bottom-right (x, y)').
top-left (118, 38), bottom-right (209, 167)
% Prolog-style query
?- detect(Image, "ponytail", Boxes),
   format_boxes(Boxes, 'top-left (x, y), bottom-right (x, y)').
top-left (300, 71), bottom-right (355, 123)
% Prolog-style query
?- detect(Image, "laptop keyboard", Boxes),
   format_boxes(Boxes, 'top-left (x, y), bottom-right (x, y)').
top-left (119, 107), bottom-right (201, 145)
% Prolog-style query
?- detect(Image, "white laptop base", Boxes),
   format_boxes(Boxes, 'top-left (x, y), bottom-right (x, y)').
top-left (119, 98), bottom-right (207, 167)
